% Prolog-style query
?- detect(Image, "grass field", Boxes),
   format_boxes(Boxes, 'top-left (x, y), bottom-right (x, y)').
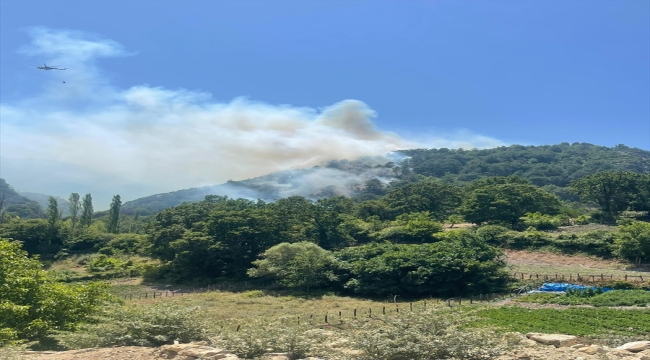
top-left (514, 290), bottom-right (650, 307)
top-left (505, 249), bottom-right (649, 278)
top-left (474, 306), bottom-right (650, 338)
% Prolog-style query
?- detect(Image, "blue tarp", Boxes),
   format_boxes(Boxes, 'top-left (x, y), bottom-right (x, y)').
top-left (529, 283), bottom-right (613, 293)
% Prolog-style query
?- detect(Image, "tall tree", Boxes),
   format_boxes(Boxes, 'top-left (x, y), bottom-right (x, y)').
top-left (570, 171), bottom-right (641, 221)
top-left (460, 182), bottom-right (561, 227)
top-left (80, 194), bottom-right (94, 228)
top-left (46, 197), bottom-right (59, 228)
top-left (108, 195), bottom-right (122, 233)
top-left (68, 193), bottom-right (80, 232)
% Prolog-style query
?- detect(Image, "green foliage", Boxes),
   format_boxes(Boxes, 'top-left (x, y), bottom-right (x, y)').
top-left (107, 195), bottom-right (122, 234)
top-left (335, 234), bottom-right (510, 297)
top-left (381, 179), bottom-right (462, 220)
top-left (99, 233), bottom-right (148, 255)
top-left (516, 290), bottom-right (650, 307)
top-left (247, 242), bottom-right (336, 293)
top-left (570, 171), bottom-right (649, 221)
top-left (68, 193), bottom-right (80, 233)
top-left (0, 238), bottom-right (109, 345)
top-left (346, 309), bottom-right (506, 360)
top-left (475, 225), bottom-right (511, 246)
top-left (475, 306), bottom-right (650, 336)
top-left (215, 319), bottom-right (320, 360)
top-left (519, 212), bottom-right (570, 231)
top-left (0, 179), bottom-right (45, 219)
top-left (45, 197), bottom-right (59, 228)
top-left (372, 212), bottom-right (443, 243)
top-left (79, 194), bottom-right (93, 228)
top-left (460, 178), bottom-right (562, 227)
top-left (53, 302), bottom-right (209, 348)
top-left (613, 220), bottom-right (650, 264)
top-left (401, 143), bottom-right (650, 188)
top-left (0, 218), bottom-right (65, 258)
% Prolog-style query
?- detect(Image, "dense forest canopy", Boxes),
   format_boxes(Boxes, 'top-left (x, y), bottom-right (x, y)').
top-left (0, 179), bottom-right (44, 219)
top-left (118, 143), bottom-right (650, 215)
top-left (399, 143), bottom-right (650, 186)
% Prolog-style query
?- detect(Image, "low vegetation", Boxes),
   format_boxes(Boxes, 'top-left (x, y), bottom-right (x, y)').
top-left (475, 306), bottom-right (650, 338)
top-left (1, 148), bottom-right (649, 354)
top-left (515, 289), bottom-right (650, 307)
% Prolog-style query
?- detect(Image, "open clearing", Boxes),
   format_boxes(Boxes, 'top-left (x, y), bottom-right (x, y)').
top-left (505, 250), bottom-right (649, 278)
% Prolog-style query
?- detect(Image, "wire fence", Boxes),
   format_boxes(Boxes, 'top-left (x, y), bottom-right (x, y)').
top-left (511, 272), bottom-right (646, 282)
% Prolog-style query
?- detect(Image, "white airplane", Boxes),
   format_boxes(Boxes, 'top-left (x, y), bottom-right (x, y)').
top-left (37, 63), bottom-right (66, 70)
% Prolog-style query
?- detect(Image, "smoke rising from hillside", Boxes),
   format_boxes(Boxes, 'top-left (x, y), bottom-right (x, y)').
top-left (0, 28), bottom-right (505, 207)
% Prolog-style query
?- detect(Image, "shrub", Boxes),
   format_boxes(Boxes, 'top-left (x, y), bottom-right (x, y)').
top-left (520, 212), bottom-right (562, 231)
top-left (214, 318), bottom-right (322, 360)
top-left (0, 238), bottom-right (109, 345)
top-left (54, 302), bottom-right (209, 349)
top-left (475, 225), bottom-right (510, 246)
top-left (344, 308), bottom-right (506, 360)
top-left (334, 234), bottom-right (510, 297)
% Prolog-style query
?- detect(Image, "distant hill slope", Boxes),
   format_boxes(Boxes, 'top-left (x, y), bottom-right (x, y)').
top-left (0, 179), bottom-right (45, 218)
top-left (20, 192), bottom-right (71, 217)
top-left (121, 143), bottom-right (650, 216)
top-left (400, 143), bottom-right (650, 186)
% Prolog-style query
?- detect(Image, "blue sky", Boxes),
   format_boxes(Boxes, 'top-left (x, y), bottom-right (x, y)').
top-left (1, 0), bottom-right (649, 207)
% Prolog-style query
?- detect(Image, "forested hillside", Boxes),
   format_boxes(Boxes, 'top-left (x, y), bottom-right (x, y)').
top-left (400, 143), bottom-right (650, 186)
top-left (121, 143), bottom-right (650, 215)
top-left (20, 192), bottom-right (71, 217)
top-left (0, 179), bottom-right (44, 218)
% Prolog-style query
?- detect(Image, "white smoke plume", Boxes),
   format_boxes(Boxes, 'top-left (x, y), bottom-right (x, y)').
top-left (0, 27), bottom-right (505, 208)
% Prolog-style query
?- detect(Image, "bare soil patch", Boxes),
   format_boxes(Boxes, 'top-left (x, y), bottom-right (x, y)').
top-left (20, 347), bottom-right (160, 360)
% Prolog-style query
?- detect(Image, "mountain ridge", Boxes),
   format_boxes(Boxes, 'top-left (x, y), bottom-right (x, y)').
top-left (119, 142), bottom-right (650, 215)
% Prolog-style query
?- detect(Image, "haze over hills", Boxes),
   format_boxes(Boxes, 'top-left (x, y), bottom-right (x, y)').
top-left (19, 192), bottom-right (71, 217)
top-left (3, 142), bottom-right (648, 218)
top-left (119, 143), bottom-right (650, 216)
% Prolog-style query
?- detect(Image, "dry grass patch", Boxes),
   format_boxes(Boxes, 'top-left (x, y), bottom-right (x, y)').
top-left (505, 250), bottom-right (648, 277)
top-left (128, 289), bottom-right (443, 323)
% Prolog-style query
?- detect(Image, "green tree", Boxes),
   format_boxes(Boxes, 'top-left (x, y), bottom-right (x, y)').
top-left (570, 171), bottom-right (643, 222)
top-left (108, 194), bottom-right (122, 234)
top-left (460, 180), bottom-right (561, 227)
top-left (247, 242), bottom-right (335, 293)
top-left (46, 196), bottom-right (59, 228)
top-left (381, 179), bottom-right (462, 220)
top-left (68, 193), bottom-right (81, 232)
top-left (80, 193), bottom-right (94, 228)
top-left (373, 212), bottom-right (443, 243)
top-left (612, 221), bottom-right (650, 265)
top-left (334, 234), bottom-right (509, 297)
top-left (446, 214), bottom-right (464, 228)
top-left (0, 238), bottom-right (109, 344)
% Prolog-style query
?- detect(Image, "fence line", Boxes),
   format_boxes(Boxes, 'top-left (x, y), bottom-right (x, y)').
top-left (511, 272), bottom-right (646, 282)
top-left (117, 271), bottom-right (646, 301)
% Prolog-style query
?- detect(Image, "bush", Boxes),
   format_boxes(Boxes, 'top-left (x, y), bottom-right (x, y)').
top-left (214, 319), bottom-right (321, 360)
top-left (520, 212), bottom-right (562, 231)
top-left (0, 238), bottom-right (109, 345)
top-left (53, 302), bottom-right (209, 349)
top-left (475, 225), bottom-right (510, 246)
top-left (334, 234), bottom-right (510, 297)
top-left (344, 308), bottom-right (507, 360)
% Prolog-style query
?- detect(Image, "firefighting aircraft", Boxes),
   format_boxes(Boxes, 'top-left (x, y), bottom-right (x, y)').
top-left (37, 63), bottom-right (66, 70)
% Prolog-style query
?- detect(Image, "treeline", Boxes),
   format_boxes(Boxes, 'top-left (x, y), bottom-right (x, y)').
top-left (399, 143), bottom-right (650, 187)
top-left (1, 171), bottom-right (649, 297)
top-left (0, 191), bottom-right (147, 259)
